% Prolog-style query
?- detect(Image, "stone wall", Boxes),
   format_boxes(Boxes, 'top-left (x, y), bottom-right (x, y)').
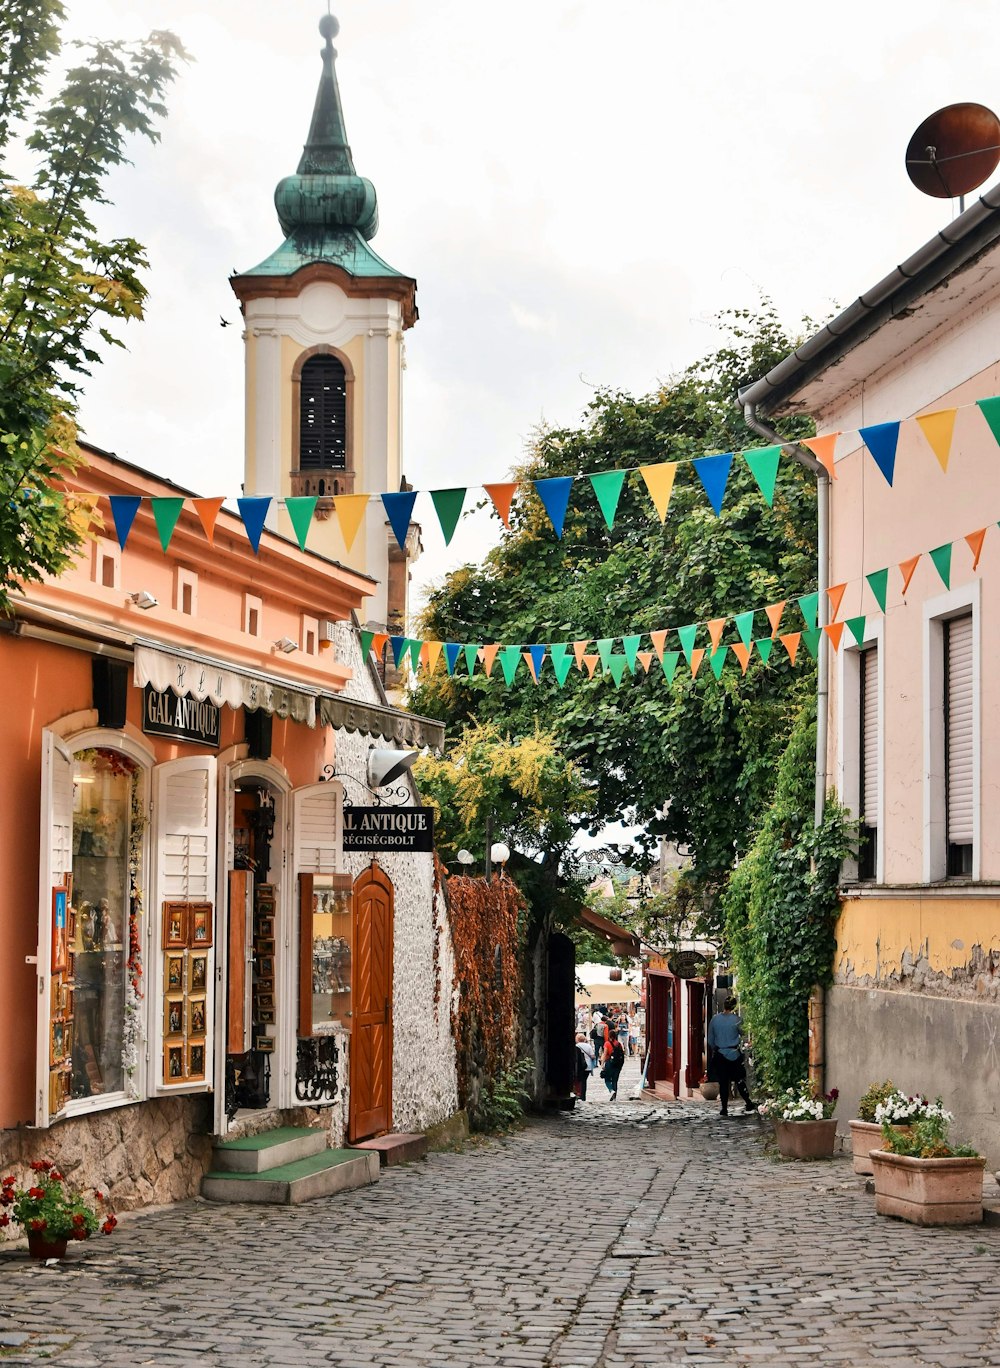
top-left (0, 1095), bottom-right (213, 1243)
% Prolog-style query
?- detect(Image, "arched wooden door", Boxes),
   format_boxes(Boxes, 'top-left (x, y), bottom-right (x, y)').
top-left (349, 863), bottom-right (394, 1142)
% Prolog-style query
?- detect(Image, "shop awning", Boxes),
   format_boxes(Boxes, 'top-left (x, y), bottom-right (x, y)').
top-left (320, 694), bottom-right (445, 751)
top-left (135, 644), bottom-right (317, 725)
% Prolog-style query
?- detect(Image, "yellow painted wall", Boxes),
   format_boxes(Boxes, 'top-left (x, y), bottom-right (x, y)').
top-left (836, 893), bottom-right (1000, 981)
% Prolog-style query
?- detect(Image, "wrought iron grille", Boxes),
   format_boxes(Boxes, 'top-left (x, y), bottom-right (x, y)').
top-left (299, 354), bottom-right (347, 470)
top-left (295, 1036), bottom-right (340, 1103)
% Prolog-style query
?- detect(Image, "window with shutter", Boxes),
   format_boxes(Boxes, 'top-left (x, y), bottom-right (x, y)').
top-left (858, 646), bottom-right (879, 880)
top-left (36, 732), bottom-right (74, 1126)
top-left (292, 783), bottom-right (343, 874)
top-left (944, 615), bottom-right (974, 876)
top-left (299, 354), bottom-right (347, 472)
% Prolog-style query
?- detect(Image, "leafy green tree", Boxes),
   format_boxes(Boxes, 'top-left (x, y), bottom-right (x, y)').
top-left (0, 1), bottom-right (186, 609)
top-left (412, 306), bottom-right (819, 925)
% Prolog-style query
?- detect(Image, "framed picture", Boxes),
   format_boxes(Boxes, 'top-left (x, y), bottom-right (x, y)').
top-left (164, 1042), bottom-right (184, 1082)
top-left (49, 1017), bottom-right (65, 1066)
top-left (258, 955), bottom-right (275, 978)
top-left (164, 996), bottom-right (184, 1037)
top-left (162, 902), bottom-right (188, 949)
top-left (189, 904), bottom-right (213, 947)
top-left (62, 1020), bottom-right (73, 1061)
top-left (166, 955), bottom-right (184, 991)
top-left (66, 951), bottom-right (75, 981)
top-left (255, 1034), bottom-right (275, 1053)
top-left (256, 992), bottom-right (275, 1011)
top-left (62, 871), bottom-right (73, 904)
top-left (63, 985), bottom-right (74, 1020)
top-left (257, 916), bottom-right (275, 939)
top-left (187, 996), bottom-right (207, 1036)
top-left (50, 974), bottom-right (62, 1015)
top-left (257, 1007), bottom-right (275, 1024)
top-left (256, 938), bottom-right (275, 957)
top-left (188, 953), bottom-right (208, 992)
top-left (48, 1069), bottom-right (63, 1117)
top-left (186, 1039), bottom-right (206, 1080)
top-left (51, 886), bottom-right (69, 973)
top-left (257, 883), bottom-right (275, 898)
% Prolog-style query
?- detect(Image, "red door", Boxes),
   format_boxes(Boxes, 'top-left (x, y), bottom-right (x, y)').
top-left (349, 864), bottom-right (393, 1142)
top-left (685, 981), bottom-right (705, 1090)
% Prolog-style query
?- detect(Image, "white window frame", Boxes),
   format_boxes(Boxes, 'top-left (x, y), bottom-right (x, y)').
top-left (837, 617), bottom-right (884, 883)
top-left (923, 580), bottom-right (980, 883)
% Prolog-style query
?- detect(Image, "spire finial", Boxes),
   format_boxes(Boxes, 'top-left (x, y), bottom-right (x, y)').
top-left (319, 10), bottom-right (338, 45)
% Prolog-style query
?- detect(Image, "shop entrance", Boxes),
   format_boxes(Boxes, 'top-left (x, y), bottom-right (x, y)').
top-left (348, 863), bottom-right (394, 1142)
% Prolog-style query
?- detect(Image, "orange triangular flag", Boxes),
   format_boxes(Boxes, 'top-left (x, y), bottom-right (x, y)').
top-left (638, 462), bottom-right (677, 521)
top-left (523, 651), bottom-right (539, 684)
top-left (690, 648), bottom-right (705, 677)
top-left (483, 483), bottom-right (518, 528)
top-left (582, 654), bottom-right (600, 679)
top-left (573, 639), bottom-right (590, 669)
top-left (765, 601), bottom-right (786, 636)
top-left (649, 629), bottom-right (668, 661)
top-left (779, 632), bottom-right (801, 665)
top-left (334, 494), bottom-right (370, 551)
top-left (707, 618), bottom-right (726, 651)
top-left (826, 583), bottom-right (847, 621)
top-left (966, 528), bottom-right (987, 571)
top-left (371, 633), bottom-right (389, 662)
top-left (480, 643), bottom-right (500, 677)
top-left (823, 622), bottom-right (845, 651)
top-left (916, 409), bottom-right (957, 473)
top-left (419, 642), bottom-right (432, 669)
top-left (802, 433), bottom-right (840, 480)
top-left (731, 642), bottom-right (752, 675)
top-left (424, 640), bottom-right (443, 674)
top-left (637, 650), bottom-right (655, 673)
top-left (900, 555), bottom-right (921, 595)
top-left (193, 496), bottom-right (225, 544)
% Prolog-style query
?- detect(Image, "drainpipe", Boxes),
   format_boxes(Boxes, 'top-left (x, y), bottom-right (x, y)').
top-left (742, 402), bottom-right (830, 1090)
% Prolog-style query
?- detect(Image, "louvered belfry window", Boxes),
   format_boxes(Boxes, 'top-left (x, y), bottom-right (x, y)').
top-left (299, 354), bottom-right (347, 471)
top-left (944, 614), bottom-right (974, 877)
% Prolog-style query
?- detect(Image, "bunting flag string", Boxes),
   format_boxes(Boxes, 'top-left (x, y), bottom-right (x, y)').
top-left (77, 393), bottom-right (1000, 557)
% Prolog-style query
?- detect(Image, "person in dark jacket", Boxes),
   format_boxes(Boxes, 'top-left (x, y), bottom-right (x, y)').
top-left (707, 996), bottom-right (757, 1117)
top-left (603, 1037), bottom-right (626, 1101)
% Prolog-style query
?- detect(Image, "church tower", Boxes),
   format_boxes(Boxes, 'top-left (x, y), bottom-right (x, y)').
top-left (231, 12), bottom-right (419, 636)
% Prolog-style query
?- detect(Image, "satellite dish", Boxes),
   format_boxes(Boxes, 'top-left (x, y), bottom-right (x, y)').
top-left (905, 102), bottom-right (1000, 200)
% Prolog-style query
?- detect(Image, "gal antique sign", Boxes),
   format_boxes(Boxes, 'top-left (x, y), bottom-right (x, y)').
top-left (342, 806), bottom-right (434, 853)
top-left (143, 685), bottom-right (221, 747)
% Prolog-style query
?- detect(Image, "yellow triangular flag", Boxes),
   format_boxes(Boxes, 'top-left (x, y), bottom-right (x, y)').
top-left (424, 640), bottom-right (443, 674)
top-left (334, 494), bottom-right (370, 551)
top-left (638, 463), bottom-right (677, 522)
top-left (67, 492), bottom-right (100, 536)
top-left (916, 409), bottom-right (957, 474)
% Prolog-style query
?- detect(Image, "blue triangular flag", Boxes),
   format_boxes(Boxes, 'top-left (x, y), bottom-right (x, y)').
top-left (532, 477), bottom-right (574, 537)
top-left (381, 490), bottom-right (419, 551)
top-left (859, 421), bottom-right (900, 487)
top-left (108, 495), bottom-right (141, 549)
top-left (389, 636), bottom-right (406, 666)
top-left (691, 453), bottom-right (733, 515)
top-left (237, 496), bottom-right (271, 553)
top-left (528, 644), bottom-right (546, 678)
top-left (444, 642), bottom-right (462, 676)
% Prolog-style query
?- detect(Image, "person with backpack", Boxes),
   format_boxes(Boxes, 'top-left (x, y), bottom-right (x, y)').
top-left (601, 1035), bottom-right (626, 1101)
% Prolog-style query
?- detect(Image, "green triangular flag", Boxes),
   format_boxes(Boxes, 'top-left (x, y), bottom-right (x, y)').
top-left (463, 643), bottom-right (479, 676)
top-left (709, 647), bottom-right (727, 680)
top-left (743, 445), bottom-right (782, 507)
top-left (407, 639), bottom-right (423, 671)
top-left (151, 497), bottom-right (184, 552)
top-left (550, 643), bottom-right (573, 687)
top-left (430, 488), bottom-right (467, 545)
top-left (929, 542), bottom-right (952, 589)
top-left (798, 592), bottom-right (819, 631)
top-left (801, 628), bottom-right (822, 660)
top-left (607, 656), bottom-right (627, 686)
top-left (661, 651), bottom-right (680, 684)
top-left (596, 638), bottom-right (615, 670)
top-left (733, 610), bottom-right (755, 647)
top-left (621, 634), bottom-right (641, 673)
top-left (866, 568), bottom-right (889, 614)
top-left (360, 630), bottom-right (375, 659)
top-left (589, 470), bottom-right (627, 530)
top-left (755, 638), bottom-right (774, 664)
top-left (845, 616), bottom-right (867, 647)
top-left (499, 645), bottom-right (521, 685)
top-left (976, 396), bottom-right (1000, 448)
top-left (286, 496), bottom-right (317, 550)
top-left (677, 624), bottom-right (698, 664)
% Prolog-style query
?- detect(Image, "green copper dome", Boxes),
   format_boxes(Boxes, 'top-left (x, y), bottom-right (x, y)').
top-left (242, 13), bottom-right (407, 282)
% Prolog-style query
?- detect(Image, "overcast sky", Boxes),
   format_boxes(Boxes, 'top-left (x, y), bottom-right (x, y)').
top-left (49, 0), bottom-right (998, 606)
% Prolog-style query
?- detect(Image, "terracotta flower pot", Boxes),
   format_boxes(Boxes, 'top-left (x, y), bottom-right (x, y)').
top-left (870, 1150), bottom-right (986, 1226)
top-left (773, 1118), bottom-right (837, 1159)
top-left (27, 1231), bottom-right (69, 1260)
top-left (848, 1119), bottom-right (909, 1175)
top-left (700, 1081), bottom-right (720, 1101)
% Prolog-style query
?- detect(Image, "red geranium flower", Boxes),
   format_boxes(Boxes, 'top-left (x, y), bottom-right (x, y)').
top-left (94, 1191), bottom-right (104, 1202)
top-left (72, 1213), bottom-right (86, 1227)
top-left (28, 1218), bottom-right (46, 1231)
top-left (0, 1213), bottom-right (9, 1227)
top-left (28, 1187), bottom-right (45, 1199)
top-left (101, 1214), bottom-right (117, 1234)
top-left (50, 1170), bottom-right (64, 1182)
top-left (1, 1176), bottom-right (14, 1186)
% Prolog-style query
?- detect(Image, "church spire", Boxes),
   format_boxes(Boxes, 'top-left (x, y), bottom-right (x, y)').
top-left (297, 13), bottom-right (354, 177)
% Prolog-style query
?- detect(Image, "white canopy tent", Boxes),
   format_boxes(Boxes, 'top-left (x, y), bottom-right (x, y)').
top-left (575, 961), bottom-right (642, 1008)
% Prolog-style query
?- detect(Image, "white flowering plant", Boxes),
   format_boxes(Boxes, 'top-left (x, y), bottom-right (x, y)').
top-left (759, 1080), bottom-right (838, 1121)
top-left (872, 1091), bottom-right (951, 1126)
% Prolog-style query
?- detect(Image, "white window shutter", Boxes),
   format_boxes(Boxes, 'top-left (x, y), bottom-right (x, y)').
top-left (861, 647), bottom-right (879, 827)
top-left (946, 616), bottom-right (974, 845)
top-left (153, 756), bottom-right (217, 1093)
top-left (292, 782), bottom-right (342, 874)
top-left (36, 731), bottom-right (74, 1127)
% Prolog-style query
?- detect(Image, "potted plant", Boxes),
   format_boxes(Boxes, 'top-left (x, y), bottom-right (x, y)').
top-left (760, 1080), bottom-right (839, 1159)
top-left (871, 1110), bottom-right (986, 1227)
top-left (1, 1160), bottom-right (117, 1259)
top-left (850, 1086), bottom-right (948, 1176)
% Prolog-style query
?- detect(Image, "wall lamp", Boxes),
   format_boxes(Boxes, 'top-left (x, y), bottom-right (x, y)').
top-left (273, 637), bottom-right (299, 654)
top-left (128, 590), bottom-right (158, 610)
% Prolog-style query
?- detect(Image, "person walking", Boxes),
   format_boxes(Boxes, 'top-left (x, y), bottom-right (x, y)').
top-left (706, 995), bottom-right (757, 1117)
top-left (627, 1009), bottom-right (640, 1057)
top-left (616, 1012), bottom-right (630, 1055)
top-left (602, 1036), bottom-right (626, 1101)
top-left (574, 1032), bottom-right (595, 1100)
top-left (590, 1012), bottom-right (608, 1066)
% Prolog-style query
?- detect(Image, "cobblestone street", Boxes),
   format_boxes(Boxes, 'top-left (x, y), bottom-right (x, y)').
top-left (2, 1084), bottom-right (1000, 1368)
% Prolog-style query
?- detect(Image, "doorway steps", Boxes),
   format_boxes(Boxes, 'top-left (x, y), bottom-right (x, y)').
top-left (351, 1131), bottom-right (428, 1167)
top-left (202, 1126), bottom-right (379, 1205)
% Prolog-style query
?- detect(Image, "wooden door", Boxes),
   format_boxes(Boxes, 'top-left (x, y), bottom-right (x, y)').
top-left (685, 980), bottom-right (705, 1090)
top-left (349, 863), bottom-right (393, 1141)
